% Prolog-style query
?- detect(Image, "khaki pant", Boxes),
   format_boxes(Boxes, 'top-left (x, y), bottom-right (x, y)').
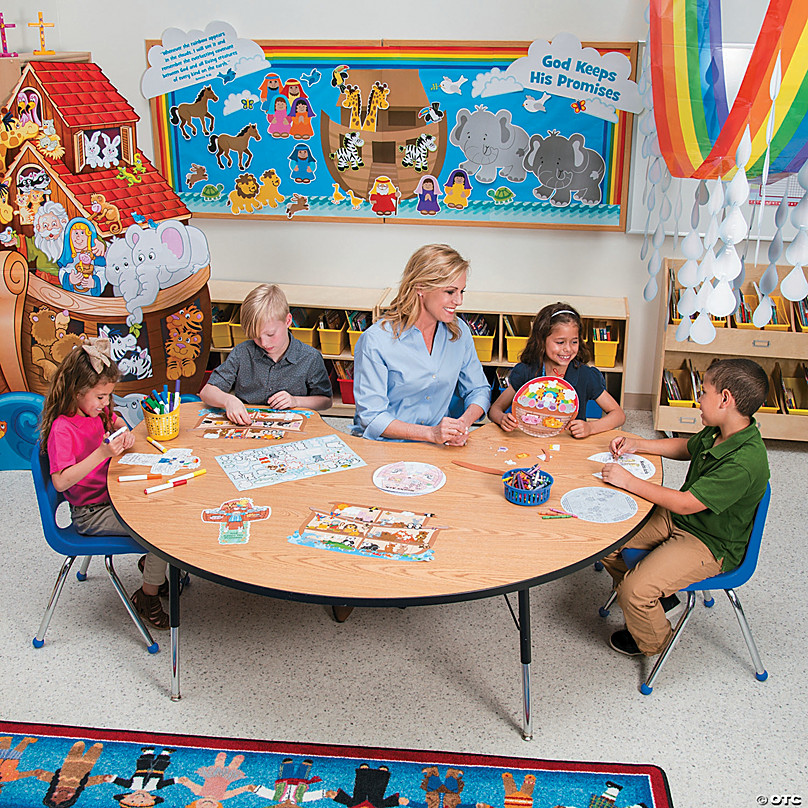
top-left (70, 502), bottom-right (166, 588)
top-left (601, 507), bottom-right (722, 655)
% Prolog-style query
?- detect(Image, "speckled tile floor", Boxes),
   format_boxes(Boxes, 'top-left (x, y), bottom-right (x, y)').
top-left (1, 411), bottom-right (805, 807)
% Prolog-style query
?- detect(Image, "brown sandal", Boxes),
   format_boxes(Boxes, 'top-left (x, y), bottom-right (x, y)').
top-left (131, 587), bottom-right (170, 631)
top-left (137, 556), bottom-right (169, 597)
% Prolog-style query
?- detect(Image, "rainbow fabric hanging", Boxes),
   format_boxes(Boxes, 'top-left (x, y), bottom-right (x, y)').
top-left (650, 0), bottom-right (808, 179)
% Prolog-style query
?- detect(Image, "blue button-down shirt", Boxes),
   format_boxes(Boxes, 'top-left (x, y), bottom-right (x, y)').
top-left (352, 317), bottom-right (491, 440)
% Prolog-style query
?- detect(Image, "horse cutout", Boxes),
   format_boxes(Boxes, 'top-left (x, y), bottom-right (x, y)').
top-left (169, 85), bottom-right (219, 140)
top-left (208, 123), bottom-right (261, 170)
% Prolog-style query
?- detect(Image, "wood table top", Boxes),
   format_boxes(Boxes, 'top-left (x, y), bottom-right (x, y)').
top-left (109, 405), bottom-right (661, 606)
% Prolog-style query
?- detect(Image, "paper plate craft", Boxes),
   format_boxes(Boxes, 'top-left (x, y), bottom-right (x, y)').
top-left (513, 376), bottom-right (578, 437)
top-left (372, 461), bottom-right (446, 496)
top-left (201, 498), bottom-right (271, 544)
top-left (195, 407), bottom-right (306, 434)
top-left (560, 486), bottom-right (639, 523)
top-left (216, 434), bottom-right (365, 491)
top-left (288, 502), bottom-right (444, 562)
top-left (588, 452), bottom-right (657, 480)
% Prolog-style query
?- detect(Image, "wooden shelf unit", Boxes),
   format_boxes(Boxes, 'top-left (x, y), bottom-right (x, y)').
top-left (653, 258), bottom-right (808, 441)
top-left (208, 281), bottom-right (390, 416)
top-left (208, 283), bottom-right (630, 417)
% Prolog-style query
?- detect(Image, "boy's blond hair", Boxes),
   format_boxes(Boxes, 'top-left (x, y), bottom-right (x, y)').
top-left (240, 284), bottom-right (290, 339)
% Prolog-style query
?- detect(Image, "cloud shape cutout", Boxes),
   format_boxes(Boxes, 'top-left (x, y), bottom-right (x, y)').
top-left (479, 32), bottom-right (642, 115)
top-left (471, 68), bottom-right (524, 99)
top-left (223, 89), bottom-right (261, 115)
top-left (141, 21), bottom-right (267, 99)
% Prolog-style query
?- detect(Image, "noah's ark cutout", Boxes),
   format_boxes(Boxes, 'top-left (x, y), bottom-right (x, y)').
top-left (148, 37), bottom-right (639, 231)
top-left (0, 59), bottom-right (212, 398)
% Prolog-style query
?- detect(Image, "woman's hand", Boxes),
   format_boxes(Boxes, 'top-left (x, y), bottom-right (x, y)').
top-left (431, 417), bottom-right (469, 446)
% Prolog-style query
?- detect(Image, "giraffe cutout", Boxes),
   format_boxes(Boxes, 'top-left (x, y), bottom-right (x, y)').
top-left (362, 81), bottom-right (389, 132)
top-left (341, 85), bottom-right (363, 130)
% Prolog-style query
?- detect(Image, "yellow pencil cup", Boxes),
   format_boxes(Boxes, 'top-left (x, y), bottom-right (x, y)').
top-left (142, 402), bottom-right (180, 441)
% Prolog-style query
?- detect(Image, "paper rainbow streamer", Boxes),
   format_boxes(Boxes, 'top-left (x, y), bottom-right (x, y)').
top-left (650, 0), bottom-right (808, 179)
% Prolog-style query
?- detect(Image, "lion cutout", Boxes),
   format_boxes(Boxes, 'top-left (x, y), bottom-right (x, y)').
top-left (228, 173), bottom-right (263, 214)
top-left (257, 169), bottom-right (285, 209)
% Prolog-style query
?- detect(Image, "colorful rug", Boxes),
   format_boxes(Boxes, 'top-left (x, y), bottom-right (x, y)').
top-left (0, 721), bottom-right (674, 808)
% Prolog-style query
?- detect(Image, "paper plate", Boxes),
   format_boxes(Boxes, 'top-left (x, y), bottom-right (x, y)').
top-left (513, 376), bottom-right (578, 437)
top-left (372, 461), bottom-right (446, 496)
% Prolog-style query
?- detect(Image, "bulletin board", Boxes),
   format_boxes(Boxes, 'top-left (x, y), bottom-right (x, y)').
top-left (148, 39), bottom-right (638, 231)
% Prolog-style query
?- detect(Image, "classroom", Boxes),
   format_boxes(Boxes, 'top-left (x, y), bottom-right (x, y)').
top-left (0, 2), bottom-right (805, 807)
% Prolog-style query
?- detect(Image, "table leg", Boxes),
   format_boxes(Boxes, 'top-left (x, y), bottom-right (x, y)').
top-left (518, 588), bottom-right (532, 741)
top-left (169, 564), bottom-right (181, 701)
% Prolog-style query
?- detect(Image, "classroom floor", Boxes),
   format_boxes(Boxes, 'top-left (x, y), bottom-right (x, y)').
top-left (2, 410), bottom-right (805, 807)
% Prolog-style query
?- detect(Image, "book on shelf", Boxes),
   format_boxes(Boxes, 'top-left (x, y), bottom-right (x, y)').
top-left (290, 307), bottom-right (309, 328)
top-left (319, 310), bottom-right (345, 329)
top-left (345, 310), bottom-right (371, 331)
top-left (458, 313), bottom-right (493, 336)
top-left (332, 360), bottom-right (354, 380)
top-left (662, 369), bottom-right (683, 402)
top-left (796, 298), bottom-right (808, 328)
top-left (687, 359), bottom-right (703, 399)
top-left (592, 326), bottom-right (612, 341)
top-left (502, 314), bottom-right (516, 336)
top-left (495, 367), bottom-right (510, 390)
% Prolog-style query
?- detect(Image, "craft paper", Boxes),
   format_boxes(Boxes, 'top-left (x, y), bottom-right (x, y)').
top-left (560, 486), bottom-right (638, 523)
top-left (513, 376), bottom-right (578, 437)
top-left (288, 502), bottom-right (444, 561)
top-left (118, 448), bottom-right (200, 476)
top-left (588, 452), bottom-right (656, 480)
top-left (372, 462), bottom-right (446, 496)
top-left (195, 407), bottom-right (306, 433)
top-left (216, 434), bottom-right (365, 491)
top-left (201, 497), bottom-right (270, 544)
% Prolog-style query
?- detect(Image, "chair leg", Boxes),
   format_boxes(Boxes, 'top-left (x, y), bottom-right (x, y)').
top-left (76, 555), bottom-right (92, 582)
top-left (599, 589), bottom-right (618, 618)
top-left (33, 556), bottom-right (76, 648)
top-left (103, 556), bottom-right (159, 654)
top-left (725, 588), bottom-right (768, 681)
top-left (702, 589), bottom-right (715, 607)
top-left (593, 561), bottom-right (604, 572)
top-left (640, 590), bottom-right (698, 695)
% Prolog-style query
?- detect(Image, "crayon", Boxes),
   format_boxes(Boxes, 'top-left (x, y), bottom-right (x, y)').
top-left (548, 507), bottom-right (578, 518)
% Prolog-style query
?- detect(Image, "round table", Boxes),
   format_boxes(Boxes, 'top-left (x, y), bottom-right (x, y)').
top-left (110, 405), bottom-right (660, 738)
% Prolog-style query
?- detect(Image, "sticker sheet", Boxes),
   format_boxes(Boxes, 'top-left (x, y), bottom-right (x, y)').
top-left (195, 407), bottom-right (307, 435)
top-left (215, 434), bottom-right (365, 491)
top-left (118, 448), bottom-right (201, 475)
top-left (587, 452), bottom-right (657, 480)
top-left (560, 486), bottom-right (639, 523)
top-left (201, 497), bottom-right (271, 544)
top-left (288, 502), bottom-right (444, 561)
top-left (372, 461), bottom-right (446, 496)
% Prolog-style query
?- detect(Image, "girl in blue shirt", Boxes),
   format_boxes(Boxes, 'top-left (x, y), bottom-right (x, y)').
top-left (353, 244), bottom-right (490, 444)
top-left (489, 302), bottom-right (625, 437)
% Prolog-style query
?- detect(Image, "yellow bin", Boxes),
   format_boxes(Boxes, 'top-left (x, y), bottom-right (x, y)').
top-left (505, 335), bottom-right (528, 363)
top-left (142, 402), bottom-right (180, 441)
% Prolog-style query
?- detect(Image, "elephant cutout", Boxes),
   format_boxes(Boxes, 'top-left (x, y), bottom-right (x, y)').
top-left (522, 130), bottom-right (605, 207)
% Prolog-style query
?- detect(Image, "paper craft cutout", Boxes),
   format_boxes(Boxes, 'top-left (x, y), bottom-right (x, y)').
top-left (372, 462), bottom-right (446, 496)
top-left (201, 497), bottom-right (271, 544)
top-left (195, 407), bottom-right (306, 434)
top-left (588, 452), bottom-right (657, 480)
top-left (513, 376), bottom-right (578, 437)
top-left (118, 448), bottom-right (200, 475)
top-left (288, 502), bottom-right (444, 561)
top-left (560, 486), bottom-right (638, 523)
top-left (216, 434), bottom-right (365, 491)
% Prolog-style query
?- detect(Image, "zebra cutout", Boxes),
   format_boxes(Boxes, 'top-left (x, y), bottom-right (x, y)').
top-left (330, 131), bottom-right (365, 171)
top-left (399, 133), bottom-right (437, 172)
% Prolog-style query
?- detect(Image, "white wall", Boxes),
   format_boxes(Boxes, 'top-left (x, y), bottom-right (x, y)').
top-left (7, 0), bottom-right (771, 399)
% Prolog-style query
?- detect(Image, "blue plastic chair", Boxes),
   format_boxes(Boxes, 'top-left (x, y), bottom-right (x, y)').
top-left (600, 483), bottom-right (771, 693)
top-left (0, 392), bottom-right (44, 470)
top-left (30, 441), bottom-right (159, 653)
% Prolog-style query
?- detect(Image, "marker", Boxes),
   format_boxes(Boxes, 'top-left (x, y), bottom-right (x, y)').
top-left (104, 425), bottom-right (128, 444)
top-left (144, 468), bottom-right (206, 495)
top-left (146, 436), bottom-right (168, 453)
top-left (548, 507), bottom-right (578, 518)
top-left (118, 473), bottom-right (163, 482)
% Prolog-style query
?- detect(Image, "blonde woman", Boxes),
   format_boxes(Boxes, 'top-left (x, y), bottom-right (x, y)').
top-left (352, 244), bottom-right (490, 445)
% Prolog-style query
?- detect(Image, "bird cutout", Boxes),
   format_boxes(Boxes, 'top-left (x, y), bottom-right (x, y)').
top-left (571, 99), bottom-right (587, 114)
top-left (300, 68), bottom-right (321, 87)
top-left (346, 190), bottom-right (364, 209)
top-left (331, 64), bottom-right (350, 93)
top-left (131, 213), bottom-right (158, 229)
top-left (523, 93), bottom-right (551, 113)
top-left (418, 102), bottom-right (444, 123)
top-left (331, 183), bottom-right (346, 204)
top-left (439, 76), bottom-right (467, 94)
top-left (217, 67), bottom-right (236, 84)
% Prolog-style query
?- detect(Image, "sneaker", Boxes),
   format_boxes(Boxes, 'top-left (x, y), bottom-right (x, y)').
top-left (609, 629), bottom-right (643, 656)
top-left (660, 593), bottom-right (680, 612)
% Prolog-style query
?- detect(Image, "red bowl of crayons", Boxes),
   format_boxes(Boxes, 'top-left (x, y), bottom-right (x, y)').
top-left (502, 466), bottom-right (553, 506)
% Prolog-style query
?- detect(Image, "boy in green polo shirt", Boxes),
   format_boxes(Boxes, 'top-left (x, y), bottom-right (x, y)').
top-left (600, 358), bottom-right (770, 657)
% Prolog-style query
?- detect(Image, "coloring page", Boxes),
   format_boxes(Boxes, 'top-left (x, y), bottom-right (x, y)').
top-left (588, 452), bottom-right (656, 480)
top-left (560, 486), bottom-right (639, 523)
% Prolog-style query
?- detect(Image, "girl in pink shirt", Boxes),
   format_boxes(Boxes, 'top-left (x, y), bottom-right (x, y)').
top-left (39, 341), bottom-right (169, 630)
